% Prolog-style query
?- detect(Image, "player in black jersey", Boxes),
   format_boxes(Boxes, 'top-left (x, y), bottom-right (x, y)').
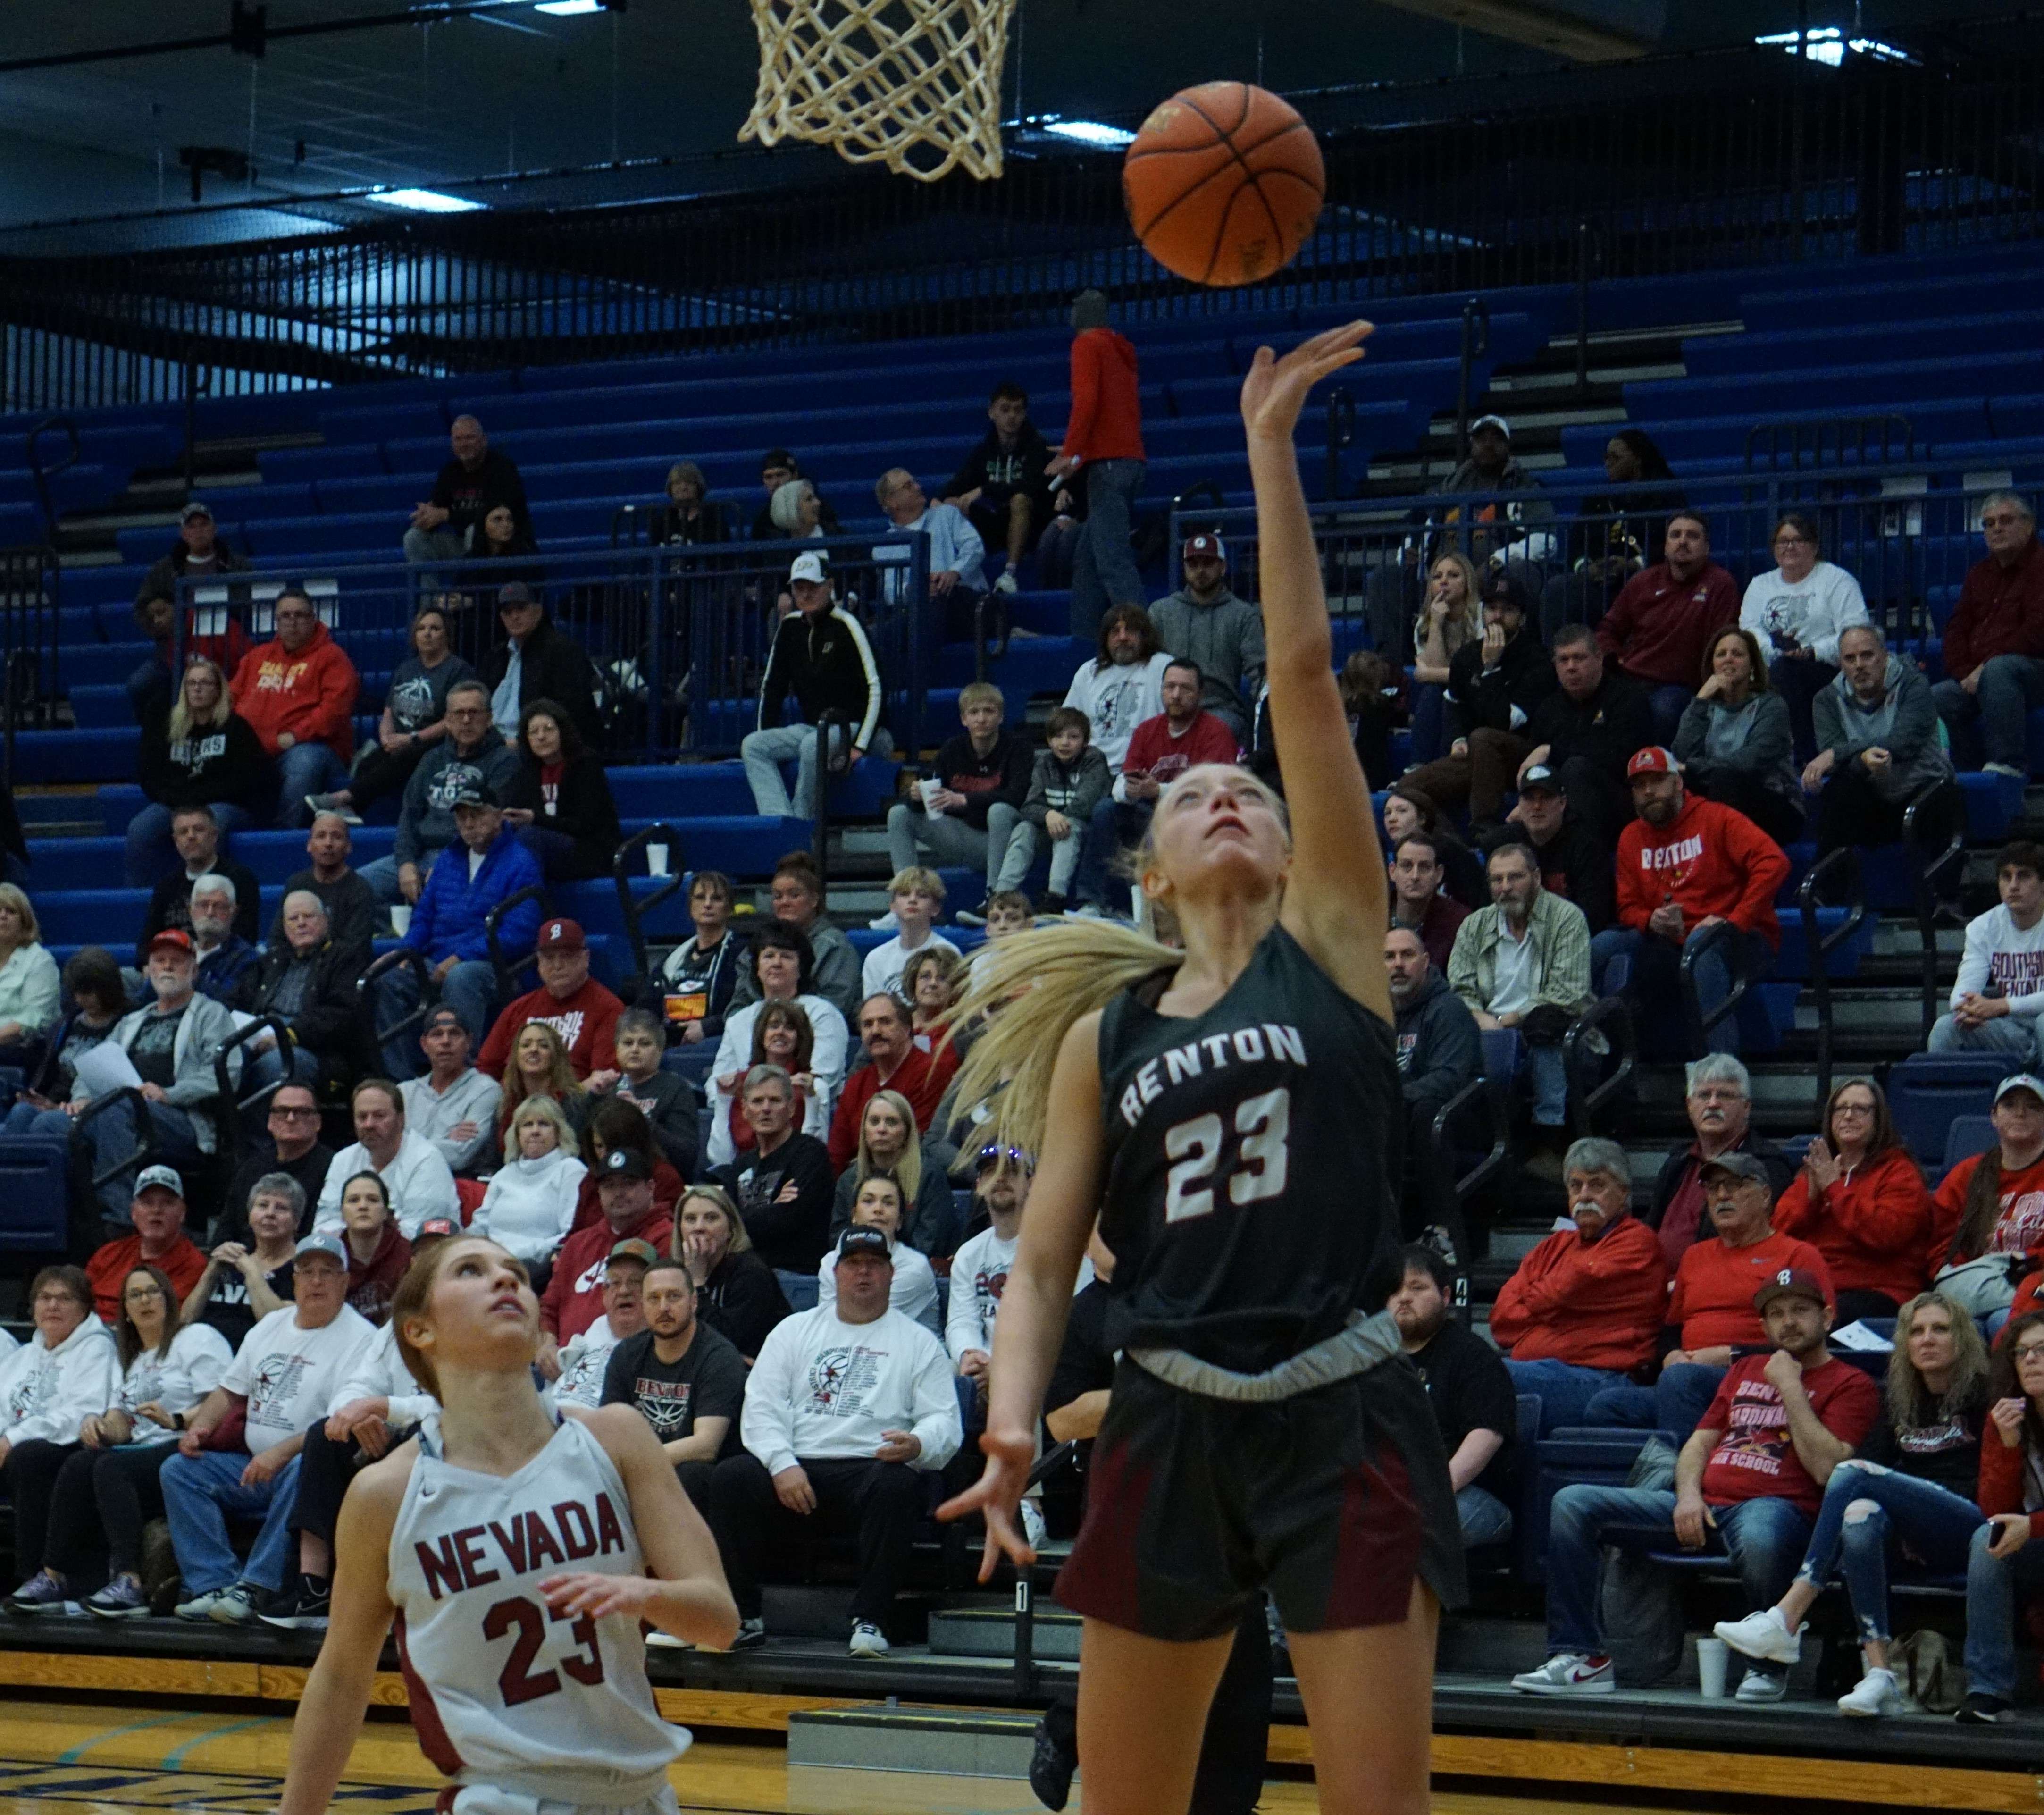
top-left (941, 324), bottom-right (1461, 1815)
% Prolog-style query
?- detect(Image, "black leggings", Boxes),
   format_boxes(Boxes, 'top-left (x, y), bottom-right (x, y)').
top-left (6, 1440), bottom-right (81, 1578)
top-left (292, 1420), bottom-right (420, 1546)
top-left (42, 1442), bottom-right (177, 1579)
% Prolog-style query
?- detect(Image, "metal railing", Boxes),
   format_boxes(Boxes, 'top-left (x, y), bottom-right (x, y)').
top-left (612, 823), bottom-right (690, 983)
top-left (1795, 847), bottom-right (1868, 1109)
top-left (1906, 777), bottom-right (1968, 1044)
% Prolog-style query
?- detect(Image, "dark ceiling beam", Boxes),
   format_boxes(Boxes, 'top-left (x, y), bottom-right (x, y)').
top-left (1369, 0), bottom-right (1657, 62)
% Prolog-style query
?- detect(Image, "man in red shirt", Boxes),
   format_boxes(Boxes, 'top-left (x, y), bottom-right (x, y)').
top-left (1933, 490), bottom-right (2044, 778)
top-left (1595, 511), bottom-right (1739, 745)
top-left (1048, 289), bottom-right (1145, 642)
top-left (477, 917), bottom-right (622, 1085)
top-left (827, 994), bottom-right (953, 1173)
top-left (538, 1148), bottom-right (673, 1363)
top-left (1514, 1266), bottom-right (1879, 1699)
top-left (1602, 746), bottom-right (1790, 1059)
top-left (86, 1166), bottom-right (207, 1323)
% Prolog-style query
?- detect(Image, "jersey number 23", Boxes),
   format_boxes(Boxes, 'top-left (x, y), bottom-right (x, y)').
top-left (1163, 1088), bottom-right (1291, 1224)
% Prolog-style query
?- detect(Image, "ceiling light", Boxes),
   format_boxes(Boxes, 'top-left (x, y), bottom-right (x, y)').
top-left (534, 0), bottom-right (603, 12)
top-left (366, 187), bottom-right (484, 213)
top-left (1040, 117), bottom-right (1136, 149)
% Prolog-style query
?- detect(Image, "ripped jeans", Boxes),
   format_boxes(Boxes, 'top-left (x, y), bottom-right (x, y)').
top-left (1791, 1458), bottom-right (1985, 1646)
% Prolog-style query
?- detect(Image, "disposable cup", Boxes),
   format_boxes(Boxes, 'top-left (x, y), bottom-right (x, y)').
top-left (389, 904), bottom-right (413, 937)
top-left (647, 844), bottom-right (670, 877)
top-left (1696, 1635), bottom-right (1729, 1699)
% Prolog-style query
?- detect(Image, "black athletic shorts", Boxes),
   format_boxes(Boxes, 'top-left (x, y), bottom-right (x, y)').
top-left (1055, 1352), bottom-right (1466, 1644)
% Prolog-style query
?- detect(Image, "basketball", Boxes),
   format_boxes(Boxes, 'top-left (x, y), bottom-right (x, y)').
top-left (1123, 82), bottom-right (1324, 287)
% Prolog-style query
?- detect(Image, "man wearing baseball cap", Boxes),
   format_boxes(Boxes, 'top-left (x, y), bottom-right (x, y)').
top-left (1600, 746), bottom-right (1790, 1059)
top-left (130, 501), bottom-right (252, 724)
top-left (1500, 761), bottom-right (1616, 934)
top-left (85, 1165), bottom-right (208, 1324)
top-left (539, 1147), bottom-right (675, 1364)
top-left (1148, 533), bottom-right (1264, 743)
top-left (482, 583), bottom-right (603, 751)
top-left (1594, 509), bottom-right (1739, 744)
top-left (477, 917), bottom-right (623, 1085)
top-left (1930, 1072), bottom-right (2044, 1273)
top-left (1514, 1260), bottom-right (1878, 1702)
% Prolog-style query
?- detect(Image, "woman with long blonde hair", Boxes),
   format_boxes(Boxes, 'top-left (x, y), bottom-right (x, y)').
top-left (126, 656), bottom-right (269, 885)
top-left (940, 325), bottom-right (1459, 1815)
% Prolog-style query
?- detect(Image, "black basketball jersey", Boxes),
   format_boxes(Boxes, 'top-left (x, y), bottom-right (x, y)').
top-left (1095, 922), bottom-right (1402, 1375)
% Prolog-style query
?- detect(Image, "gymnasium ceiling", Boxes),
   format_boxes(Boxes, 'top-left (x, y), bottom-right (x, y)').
top-left (0, 0), bottom-right (2013, 243)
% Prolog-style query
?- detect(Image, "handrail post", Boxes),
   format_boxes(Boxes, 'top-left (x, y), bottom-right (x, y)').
top-left (1574, 219), bottom-right (1592, 394)
top-left (811, 710), bottom-right (843, 880)
top-left (1905, 779), bottom-right (1965, 1045)
top-left (1455, 298), bottom-right (1489, 465)
top-left (1012, 1560), bottom-right (1036, 1700)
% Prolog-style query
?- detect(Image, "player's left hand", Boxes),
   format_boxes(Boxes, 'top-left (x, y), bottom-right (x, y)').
top-left (1240, 321), bottom-right (1372, 444)
top-left (937, 1425), bottom-right (1036, 1582)
top-left (538, 1571), bottom-right (664, 1623)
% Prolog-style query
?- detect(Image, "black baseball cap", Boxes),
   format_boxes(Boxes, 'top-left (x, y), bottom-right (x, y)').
top-left (600, 1147), bottom-right (652, 1183)
top-left (837, 1226), bottom-right (892, 1263)
top-left (448, 778), bottom-right (499, 810)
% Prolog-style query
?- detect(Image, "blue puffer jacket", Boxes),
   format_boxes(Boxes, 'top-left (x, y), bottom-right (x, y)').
top-left (405, 825), bottom-right (543, 964)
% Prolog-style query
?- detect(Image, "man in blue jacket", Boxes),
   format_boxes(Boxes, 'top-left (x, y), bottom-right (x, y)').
top-left (377, 780), bottom-right (542, 1078)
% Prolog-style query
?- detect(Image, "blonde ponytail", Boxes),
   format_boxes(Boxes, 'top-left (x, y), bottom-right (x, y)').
top-left (945, 917), bottom-right (1183, 1159)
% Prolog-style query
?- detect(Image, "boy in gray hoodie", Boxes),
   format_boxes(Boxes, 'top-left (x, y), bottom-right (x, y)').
top-left (1000, 706), bottom-right (1111, 912)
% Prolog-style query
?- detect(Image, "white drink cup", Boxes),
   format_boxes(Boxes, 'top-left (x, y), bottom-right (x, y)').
top-left (1696, 1636), bottom-right (1729, 1699)
top-left (389, 904), bottom-right (413, 937)
top-left (647, 844), bottom-right (670, 877)
top-left (919, 777), bottom-right (944, 810)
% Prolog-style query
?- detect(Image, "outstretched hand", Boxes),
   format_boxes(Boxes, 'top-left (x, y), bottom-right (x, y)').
top-left (936, 1426), bottom-right (1037, 1582)
top-left (1240, 321), bottom-right (1372, 444)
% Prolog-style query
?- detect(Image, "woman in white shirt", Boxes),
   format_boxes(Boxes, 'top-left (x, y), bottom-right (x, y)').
top-left (473, 1096), bottom-right (588, 1288)
top-left (706, 1000), bottom-right (827, 1168)
top-left (816, 1175), bottom-right (940, 1334)
top-left (0, 884), bottom-right (61, 1067)
top-left (1738, 512), bottom-right (1870, 762)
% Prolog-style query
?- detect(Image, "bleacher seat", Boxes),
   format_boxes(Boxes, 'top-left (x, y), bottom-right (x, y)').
top-left (1888, 1055), bottom-right (2015, 1167)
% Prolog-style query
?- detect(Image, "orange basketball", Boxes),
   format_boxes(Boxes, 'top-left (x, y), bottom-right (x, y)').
top-left (1123, 82), bottom-right (1324, 288)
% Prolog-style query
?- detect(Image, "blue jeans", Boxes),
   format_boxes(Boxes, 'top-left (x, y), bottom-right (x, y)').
top-left (123, 801), bottom-right (252, 888)
top-left (160, 1448), bottom-right (304, 1595)
top-left (1408, 683), bottom-right (1449, 766)
top-left (1525, 1044), bottom-right (1567, 1127)
top-left (378, 958), bottom-right (499, 1079)
top-left (359, 850), bottom-right (433, 911)
top-left (4, 1104), bottom-right (72, 1139)
top-left (740, 723), bottom-right (896, 824)
top-left (1502, 1358), bottom-right (1625, 1436)
top-left (1582, 1362), bottom-right (1726, 1441)
top-left (273, 743), bottom-right (347, 828)
top-left (1935, 653), bottom-right (2044, 771)
top-left (1645, 685), bottom-right (1692, 748)
top-left (1076, 795), bottom-right (1151, 914)
top-left (1458, 1484), bottom-right (1514, 1547)
top-left (1544, 1484), bottom-right (1810, 1661)
top-left (87, 1096), bottom-right (204, 1229)
top-left (1069, 459), bottom-right (1147, 642)
top-left (1966, 1517), bottom-right (2044, 1698)
top-left (1927, 1010), bottom-right (2040, 1066)
top-left (1592, 925), bottom-right (1769, 1057)
top-left (1791, 1459), bottom-right (1983, 1647)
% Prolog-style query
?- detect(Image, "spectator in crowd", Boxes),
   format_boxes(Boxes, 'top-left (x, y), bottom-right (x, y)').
top-left (861, 871), bottom-right (960, 1000)
top-left (403, 416), bottom-right (528, 566)
top-left (1643, 1055), bottom-right (1796, 1269)
top-left (1739, 513), bottom-right (1871, 764)
top-left (942, 381), bottom-right (1054, 592)
top-left (229, 588), bottom-right (360, 828)
top-left (829, 995), bottom-right (954, 1175)
top-left (1389, 1245), bottom-right (1517, 1547)
top-left (741, 553), bottom-right (891, 823)
top-left (1933, 491), bottom-right (2044, 778)
top-left (1603, 747), bottom-right (1790, 1058)
top-left (1061, 605), bottom-right (1173, 784)
top-left (1330, 648), bottom-right (1403, 790)
top-left (829, 1087), bottom-right (955, 1259)
top-left (885, 685), bottom-right (1030, 910)
top-left (378, 782), bottom-right (543, 1074)
top-left (1585, 1153), bottom-right (1835, 1438)
top-left (1402, 569), bottom-right (1555, 826)
top-left (0, 884), bottom-right (59, 1068)
top-left (1052, 290), bottom-right (1145, 643)
top-left (86, 1165), bottom-right (207, 1323)
top-left (500, 698), bottom-right (620, 882)
top-left (767, 479), bottom-right (827, 552)
top-left (314, 1078), bottom-right (459, 1239)
top-left (5, 947), bottom-right (126, 1139)
top-left (462, 502), bottom-right (541, 582)
top-left (1935, 842), bottom-right (2044, 1064)
top-left (218, 1083), bottom-right (332, 1245)
top-left (1386, 926), bottom-right (1481, 1259)
top-left (750, 450), bottom-right (841, 543)
top-left (128, 658), bottom-right (268, 885)
top-left (674, 1185), bottom-right (790, 1364)
top-left (717, 921), bottom-right (850, 1103)
top-left (594, 1008), bottom-right (700, 1181)
top-left (819, 1175), bottom-right (941, 1334)
top-left (902, 946), bottom-right (960, 1054)
top-left (3, 1261), bottom-right (230, 1620)
top-left (160, 1232), bottom-right (372, 1624)
top-left (728, 853), bottom-right (862, 1024)
top-left (652, 462), bottom-right (725, 547)
top-left (328, 1170), bottom-right (411, 1326)
top-left (1928, 1073), bottom-right (2044, 1304)
top-left (1517, 627), bottom-right (1656, 846)
top-left (1007, 706), bottom-right (1110, 915)
top-left (569, 1100), bottom-right (685, 1241)
top-left (137, 805), bottom-right (260, 958)
top-left (1489, 1139), bottom-right (1668, 1434)
top-left (473, 1096), bottom-right (587, 1281)
top-left (550, 1238), bottom-right (652, 1410)
top-left (657, 870), bottom-right (744, 1046)
top-left (277, 814), bottom-right (377, 963)
top-left (1031, 484), bottom-right (1083, 589)
top-left (946, 1148), bottom-right (1050, 1397)
top-left (1446, 843), bottom-right (1594, 1161)
top-left (184, 1176), bottom-right (301, 1350)
top-left (306, 605), bottom-right (477, 826)
top-left (484, 584), bottom-right (602, 752)
top-left (710, 1224), bottom-right (962, 1656)
top-left (1773, 1078), bottom-right (1933, 1322)
top-left (1715, 1290), bottom-right (1989, 1717)
top-left (189, 873), bottom-right (259, 1004)
top-left (709, 1000), bottom-right (824, 1168)
top-left (711, 1065), bottom-right (836, 1276)
top-left (539, 1146), bottom-right (676, 1365)
top-left (1540, 429), bottom-right (1684, 644)
top-left (1961, 1309), bottom-right (2044, 1722)
top-left (128, 502), bottom-right (252, 723)
top-left (478, 917), bottom-right (622, 1085)
top-left (1511, 1268), bottom-right (1879, 1701)
top-left (398, 1006), bottom-right (502, 1177)
top-left (1404, 552), bottom-right (1481, 766)
top-left (493, 1022), bottom-right (588, 1148)
top-left (1498, 765), bottom-right (1617, 934)
top-left (1806, 624), bottom-right (1955, 859)
top-left (0, 1266), bottom-right (122, 1610)
top-left (1675, 627), bottom-right (1805, 848)
top-left (1382, 783), bottom-right (1485, 909)
top-left (976, 892), bottom-right (1034, 945)
top-left (1148, 534), bottom-right (1265, 744)
top-left (1595, 511), bottom-right (1740, 744)
top-left (234, 891), bottom-right (369, 1091)
top-left (875, 468), bottom-right (987, 633)
top-left (84, 932), bottom-right (241, 1232)
top-left (600, 1258), bottom-right (746, 1510)
top-left (365, 681), bottom-right (520, 912)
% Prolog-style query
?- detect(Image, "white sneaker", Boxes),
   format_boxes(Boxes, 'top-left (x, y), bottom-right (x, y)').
top-left (1713, 1606), bottom-right (1802, 1665)
top-left (1837, 1666), bottom-right (1903, 1717)
top-left (867, 910), bottom-right (900, 933)
top-left (644, 1630), bottom-right (694, 1650)
top-left (1510, 1653), bottom-right (1615, 1695)
top-left (1734, 1668), bottom-right (1787, 1703)
top-left (1020, 1499), bottom-right (1047, 1550)
top-left (994, 571), bottom-right (1019, 595)
top-left (1985, 762), bottom-right (2029, 780)
top-left (848, 1622), bottom-right (889, 1659)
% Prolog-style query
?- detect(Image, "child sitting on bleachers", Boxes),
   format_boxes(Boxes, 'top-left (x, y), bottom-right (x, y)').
top-left (1007, 706), bottom-right (1109, 915)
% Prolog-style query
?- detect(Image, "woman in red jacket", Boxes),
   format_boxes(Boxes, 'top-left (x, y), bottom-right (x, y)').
top-left (1963, 1310), bottom-right (2044, 1722)
top-left (1773, 1077), bottom-right (1933, 1322)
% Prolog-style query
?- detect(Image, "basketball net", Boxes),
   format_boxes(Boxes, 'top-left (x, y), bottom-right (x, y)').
top-left (740, 0), bottom-right (1016, 181)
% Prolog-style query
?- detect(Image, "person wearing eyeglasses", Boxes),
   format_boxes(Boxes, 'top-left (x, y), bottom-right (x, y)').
top-left (219, 1084), bottom-right (333, 1245)
top-left (1737, 513), bottom-right (1870, 767)
top-left (1933, 491), bottom-right (2044, 780)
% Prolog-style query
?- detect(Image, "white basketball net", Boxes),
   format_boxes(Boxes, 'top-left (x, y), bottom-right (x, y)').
top-left (740, 0), bottom-right (1017, 182)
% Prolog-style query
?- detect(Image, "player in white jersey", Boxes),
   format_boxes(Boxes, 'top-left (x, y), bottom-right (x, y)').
top-left (278, 1236), bottom-right (737, 1815)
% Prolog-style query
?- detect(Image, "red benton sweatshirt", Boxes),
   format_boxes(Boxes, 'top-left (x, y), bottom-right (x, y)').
top-left (1616, 792), bottom-right (1790, 950)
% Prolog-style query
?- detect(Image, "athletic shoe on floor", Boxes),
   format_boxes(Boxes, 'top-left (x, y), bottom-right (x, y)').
top-left (174, 1588), bottom-right (227, 1622)
top-left (644, 1630), bottom-right (693, 1650)
top-left (867, 911), bottom-right (900, 933)
top-left (1028, 1715), bottom-right (1076, 1812)
top-left (1510, 1654), bottom-right (1614, 1695)
top-left (1956, 1692), bottom-right (2013, 1724)
top-left (729, 1617), bottom-right (767, 1651)
top-left (1713, 1606), bottom-right (1802, 1665)
top-left (83, 1576), bottom-right (151, 1620)
top-left (304, 793), bottom-right (363, 825)
top-left (259, 1578), bottom-right (331, 1630)
top-left (1837, 1666), bottom-right (1904, 1716)
top-left (4, 1572), bottom-right (70, 1615)
top-left (994, 572), bottom-right (1019, 596)
top-left (848, 1622), bottom-right (890, 1659)
top-left (1734, 1668), bottom-right (1787, 1703)
top-left (209, 1581), bottom-right (269, 1625)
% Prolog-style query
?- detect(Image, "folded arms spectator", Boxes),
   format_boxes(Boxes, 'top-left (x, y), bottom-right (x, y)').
top-left (500, 699), bottom-right (621, 882)
top-left (1516, 627), bottom-right (1655, 846)
top-left (1148, 534), bottom-right (1265, 743)
top-left (486, 585), bottom-right (602, 752)
top-left (398, 1006), bottom-right (503, 1177)
top-left (1594, 511), bottom-right (1740, 746)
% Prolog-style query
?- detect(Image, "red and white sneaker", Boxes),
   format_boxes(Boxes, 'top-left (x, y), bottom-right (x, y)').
top-left (1510, 1653), bottom-right (1615, 1695)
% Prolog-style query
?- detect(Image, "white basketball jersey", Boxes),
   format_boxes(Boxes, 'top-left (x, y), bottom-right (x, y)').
top-left (387, 1412), bottom-right (691, 1801)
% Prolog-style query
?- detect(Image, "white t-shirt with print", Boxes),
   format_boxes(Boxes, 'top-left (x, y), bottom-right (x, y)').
top-left (223, 1304), bottom-right (376, 1453)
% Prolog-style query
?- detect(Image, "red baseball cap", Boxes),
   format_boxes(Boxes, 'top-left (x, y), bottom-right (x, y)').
top-left (1181, 533), bottom-right (1227, 563)
top-left (1626, 746), bottom-right (1679, 779)
top-left (536, 918), bottom-right (586, 951)
top-left (146, 928), bottom-right (195, 957)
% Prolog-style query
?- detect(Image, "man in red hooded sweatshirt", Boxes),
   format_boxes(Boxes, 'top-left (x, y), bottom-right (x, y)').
top-left (1602, 746), bottom-right (1790, 1059)
top-left (1048, 289), bottom-right (1145, 642)
top-left (229, 585), bottom-right (360, 830)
